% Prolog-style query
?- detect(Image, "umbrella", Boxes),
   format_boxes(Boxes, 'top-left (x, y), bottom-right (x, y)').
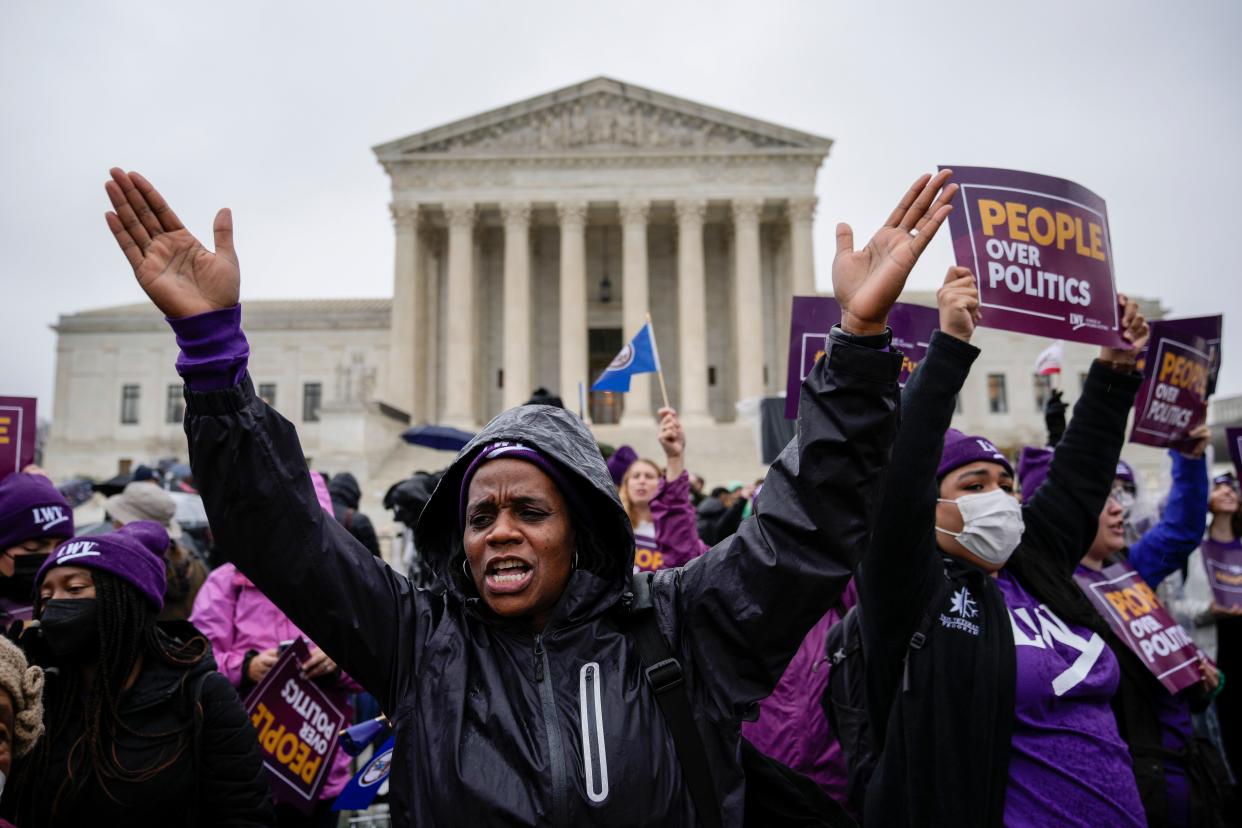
top-left (401, 424), bottom-right (475, 452)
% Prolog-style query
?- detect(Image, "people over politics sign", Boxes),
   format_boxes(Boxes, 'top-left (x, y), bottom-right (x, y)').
top-left (1074, 563), bottom-right (1202, 694)
top-left (1129, 319), bottom-right (1210, 450)
top-left (244, 638), bottom-right (346, 813)
top-left (941, 166), bottom-right (1124, 347)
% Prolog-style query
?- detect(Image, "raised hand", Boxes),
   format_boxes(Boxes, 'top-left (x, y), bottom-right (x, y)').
top-left (657, 406), bottom-right (686, 480)
top-left (104, 169), bottom-right (239, 319)
top-left (833, 170), bottom-right (958, 335)
top-left (937, 265), bottom-right (981, 343)
top-left (1098, 293), bottom-right (1149, 369)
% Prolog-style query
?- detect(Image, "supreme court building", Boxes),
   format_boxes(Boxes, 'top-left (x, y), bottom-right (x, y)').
top-left (376, 76), bottom-right (832, 431)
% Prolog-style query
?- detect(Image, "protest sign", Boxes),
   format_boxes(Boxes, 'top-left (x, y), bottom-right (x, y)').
top-left (940, 166), bottom-right (1124, 347)
top-left (784, 296), bottom-right (841, 418)
top-left (244, 638), bottom-right (346, 813)
top-left (0, 397), bottom-right (37, 482)
top-left (784, 297), bottom-right (938, 418)
top-left (1202, 538), bottom-right (1242, 612)
top-left (1129, 320), bottom-right (1209, 450)
top-left (1075, 562), bottom-right (1201, 694)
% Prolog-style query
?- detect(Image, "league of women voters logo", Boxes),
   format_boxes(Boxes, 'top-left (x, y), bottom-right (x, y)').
top-left (32, 505), bottom-right (69, 533)
top-left (54, 539), bottom-right (101, 563)
top-left (607, 344), bottom-right (636, 371)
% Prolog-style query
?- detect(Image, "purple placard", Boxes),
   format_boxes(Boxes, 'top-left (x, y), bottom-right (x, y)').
top-left (1129, 320), bottom-right (1209, 450)
top-left (1228, 426), bottom-right (1242, 480)
top-left (0, 397), bottom-right (37, 482)
top-left (887, 303), bottom-right (941, 386)
top-left (940, 166), bottom-right (1124, 347)
top-left (1202, 538), bottom-right (1242, 611)
top-left (784, 297), bottom-right (939, 418)
top-left (784, 296), bottom-right (841, 419)
top-left (1137, 315), bottom-right (1222, 397)
top-left (1075, 562), bottom-right (1201, 694)
top-left (244, 638), bottom-right (346, 813)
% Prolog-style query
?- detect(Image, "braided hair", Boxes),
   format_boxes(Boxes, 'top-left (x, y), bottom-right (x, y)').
top-left (11, 570), bottom-right (210, 822)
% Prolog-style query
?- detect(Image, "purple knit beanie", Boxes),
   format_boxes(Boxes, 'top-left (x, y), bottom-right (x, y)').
top-left (937, 429), bottom-right (1013, 480)
top-left (606, 445), bottom-right (639, 487)
top-left (458, 442), bottom-right (586, 531)
top-left (1115, 460), bottom-right (1136, 487)
top-left (1017, 446), bottom-right (1054, 498)
top-left (0, 473), bottom-right (75, 550)
top-left (36, 521), bottom-right (168, 611)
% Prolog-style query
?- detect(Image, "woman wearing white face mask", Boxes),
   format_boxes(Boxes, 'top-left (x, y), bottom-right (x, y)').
top-left (855, 266), bottom-right (1152, 827)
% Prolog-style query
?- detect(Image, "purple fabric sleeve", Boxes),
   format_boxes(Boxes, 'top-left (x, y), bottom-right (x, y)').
top-left (167, 304), bottom-right (250, 391)
top-left (650, 470), bottom-right (710, 568)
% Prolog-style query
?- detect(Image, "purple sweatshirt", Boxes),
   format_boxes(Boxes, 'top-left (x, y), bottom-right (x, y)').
top-left (996, 569), bottom-right (1145, 827)
top-left (1075, 563), bottom-right (1195, 827)
top-left (742, 579), bottom-right (858, 804)
top-left (635, 471), bottom-right (709, 572)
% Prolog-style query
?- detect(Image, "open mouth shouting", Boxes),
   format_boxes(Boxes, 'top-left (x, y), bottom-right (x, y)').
top-left (484, 557), bottom-right (534, 594)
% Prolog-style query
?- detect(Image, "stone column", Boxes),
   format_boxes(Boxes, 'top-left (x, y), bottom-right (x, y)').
top-left (386, 203), bottom-right (422, 419)
top-left (619, 200), bottom-right (652, 424)
top-left (501, 202), bottom-right (532, 410)
top-left (732, 199), bottom-right (765, 402)
top-left (789, 197), bottom-right (818, 296)
top-left (442, 202), bottom-right (476, 426)
top-left (675, 199), bottom-right (711, 423)
top-left (558, 201), bottom-right (589, 416)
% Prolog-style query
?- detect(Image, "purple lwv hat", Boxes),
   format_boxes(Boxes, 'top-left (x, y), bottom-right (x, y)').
top-left (937, 429), bottom-right (1013, 481)
top-left (36, 521), bottom-right (169, 611)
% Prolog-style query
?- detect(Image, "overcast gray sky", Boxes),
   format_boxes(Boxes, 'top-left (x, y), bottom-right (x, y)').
top-left (3, 0), bottom-right (1240, 416)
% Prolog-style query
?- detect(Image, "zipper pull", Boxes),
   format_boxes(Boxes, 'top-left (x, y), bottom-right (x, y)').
top-left (534, 635), bottom-right (545, 683)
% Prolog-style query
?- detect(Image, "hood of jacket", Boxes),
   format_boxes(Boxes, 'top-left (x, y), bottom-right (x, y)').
top-left (414, 404), bottom-right (634, 600)
top-left (328, 472), bottom-right (361, 508)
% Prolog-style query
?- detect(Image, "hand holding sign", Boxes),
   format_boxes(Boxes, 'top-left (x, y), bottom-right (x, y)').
top-left (936, 266), bottom-right (981, 343)
top-left (104, 169), bottom-right (240, 319)
top-left (657, 407), bottom-right (686, 480)
top-left (833, 170), bottom-right (958, 335)
top-left (1177, 424), bottom-right (1212, 460)
top-left (1098, 293), bottom-right (1150, 370)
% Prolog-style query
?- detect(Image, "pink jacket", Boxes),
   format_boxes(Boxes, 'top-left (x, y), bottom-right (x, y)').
top-left (190, 563), bottom-right (359, 799)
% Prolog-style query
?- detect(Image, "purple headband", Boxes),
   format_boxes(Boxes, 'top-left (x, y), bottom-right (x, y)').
top-left (1115, 460), bottom-right (1136, 486)
top-left (1214, 472), bottom-right (1239, 490)
top-left (458, 442), bottom-right (584, 530)
top-left (937, 428), bottom-right (1013, 480)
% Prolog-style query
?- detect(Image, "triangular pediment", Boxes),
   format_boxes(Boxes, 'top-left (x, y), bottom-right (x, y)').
top-left (374, 77), bottom-right (832, 160)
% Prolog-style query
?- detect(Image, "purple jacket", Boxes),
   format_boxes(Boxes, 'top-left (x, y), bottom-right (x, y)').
top-left (190, 563), bottom-right (358, 799)
top-left (635, 471), bottom-right (709, 572)
top-left (742, 580), bottom-right (858, 800)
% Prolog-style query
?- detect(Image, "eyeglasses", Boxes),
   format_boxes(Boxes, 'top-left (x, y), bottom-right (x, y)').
top-left (1110, 484), bottom-right (1136, 510)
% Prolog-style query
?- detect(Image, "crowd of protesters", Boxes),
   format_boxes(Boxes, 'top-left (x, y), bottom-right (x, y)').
top-left (0, 164), bottom-right (1236, 827)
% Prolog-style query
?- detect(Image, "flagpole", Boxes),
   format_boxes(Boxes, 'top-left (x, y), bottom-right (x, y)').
top-left (645, 312), bottom-right (671, 410)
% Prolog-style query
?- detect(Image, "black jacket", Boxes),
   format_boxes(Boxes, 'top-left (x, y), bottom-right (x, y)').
top-left (328, 472), bottom-right (382, 557)
top-left (858, 331), bottom-right (1142, 827)
top-left (696, 496), bottom-right (747, 546)
top-left (183, 327), bottom-right (902, 827)
top-left (10, 647), bottom-right (273, 826)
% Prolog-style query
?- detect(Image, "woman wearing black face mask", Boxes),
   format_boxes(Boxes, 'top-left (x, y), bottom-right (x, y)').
top-left (0, 470), bottom-right (76, 634)
top-left (855, 270), bottom-right (1153, 827)
top-left (1, 521), bottom-right (273, 827)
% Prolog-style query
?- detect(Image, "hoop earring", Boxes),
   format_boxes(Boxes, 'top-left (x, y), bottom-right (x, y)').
top-left (461, 558), bottom-right (471, 579)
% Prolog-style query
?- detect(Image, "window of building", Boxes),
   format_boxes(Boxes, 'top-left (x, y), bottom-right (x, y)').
top-left (987, 373), bottom-right (1008, 414)
top-left (1032, 374), bottom-right (1053, 413)
top-left (303, 383), bottom-right (322, 422)
top-left (120, 384), bottom-right (140, 424)
top-left (258, 383), bottom-right (277, 407)
top-left (165, 384), bottom-right (184, 424)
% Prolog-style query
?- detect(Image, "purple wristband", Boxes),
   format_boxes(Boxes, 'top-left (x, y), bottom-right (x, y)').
top-left (167, 304), bottom-right (250, 392)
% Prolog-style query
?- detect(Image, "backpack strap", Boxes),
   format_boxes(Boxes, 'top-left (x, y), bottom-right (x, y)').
top-left (623, 572), bottom-right (724, 828)
top-left (901, 606), bottom-right (937, 693)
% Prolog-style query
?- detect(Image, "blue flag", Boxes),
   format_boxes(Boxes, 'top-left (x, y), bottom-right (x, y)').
top-left (332, 735), bottom-right (395, 811)
top-left (591, 323), bottom-right (660, 392)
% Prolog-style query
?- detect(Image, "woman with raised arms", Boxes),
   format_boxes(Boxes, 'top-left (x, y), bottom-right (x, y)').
top-left (101, 165), bottom-right (956, 827)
